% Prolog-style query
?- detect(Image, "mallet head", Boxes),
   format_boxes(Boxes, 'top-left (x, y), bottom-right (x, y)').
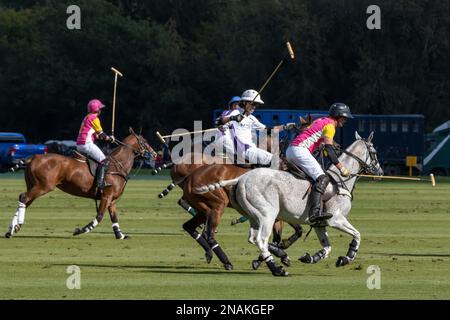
top-left (286, 41), bottom-right (295, 60)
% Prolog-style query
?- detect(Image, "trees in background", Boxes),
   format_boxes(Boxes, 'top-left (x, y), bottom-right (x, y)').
top-left (0, 0), bottom-right (448, 143)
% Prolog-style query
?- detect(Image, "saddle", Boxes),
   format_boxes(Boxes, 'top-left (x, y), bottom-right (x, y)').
top-left (72, 151), bottom-right (99, 177)
top-left (279, 158), bottom-right (313, 182)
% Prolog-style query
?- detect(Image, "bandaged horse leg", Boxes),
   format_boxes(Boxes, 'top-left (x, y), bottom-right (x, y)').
top-left (330, 216), bottom-right (361, 267)
top-left (182, 213), bottom-right (213, 263)
top-left (268, 220), bottom-right (290, 266)
top-left (279, 223), bottom-right (303, 249)
top-left (178, 198), bottom-right (198, 217)
top-left (6, 188), bottom-right (51, 239)
top-left (108, 202), bottom-right (129, 240)
top-left (230, 215), bottom-right (248, 225)
top-left (6, 201), bottom-right (26, 237)
top-left (202, 209), bottom-right (233, 271)
top-left (299, 226), bottom-right (331, 264)
top-left (254, 217), bottom-right (288, 276)
top-left (73, 195), bottom-right (111, 236)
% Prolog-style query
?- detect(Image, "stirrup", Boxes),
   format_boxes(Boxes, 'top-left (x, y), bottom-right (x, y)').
top-left (309, 212), bottom-right (333, 224)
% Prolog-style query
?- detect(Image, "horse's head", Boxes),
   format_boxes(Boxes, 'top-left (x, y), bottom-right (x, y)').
top-left (353, 131), bottom-right (384, 176)
top-left (122, 127), bottom-right (158, 159)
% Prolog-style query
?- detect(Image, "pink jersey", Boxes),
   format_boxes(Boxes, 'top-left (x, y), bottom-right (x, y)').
top-left (76, 113), bottom-right (103, 145)
top-left (290, 117), bottom-right (336, 153)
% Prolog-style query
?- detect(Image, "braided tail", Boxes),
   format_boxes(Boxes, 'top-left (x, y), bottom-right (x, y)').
top-left (195, 178), bottom-right (239, 194)
top-left (152, 162), bottom-right (174, 175)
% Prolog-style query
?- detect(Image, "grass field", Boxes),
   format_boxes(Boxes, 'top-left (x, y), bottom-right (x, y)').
top-left (0, 172), bottom-right (449, 300)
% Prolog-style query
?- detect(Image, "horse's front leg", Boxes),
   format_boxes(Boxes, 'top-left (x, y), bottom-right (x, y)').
top-left (73, 195), bottom-right (111, 236)
top-left (330, 215), bottom-right (361, 267)
top-left (108, 201), bottom-right (129, 239)
top-left (299, 226), bottom-right (331, 264)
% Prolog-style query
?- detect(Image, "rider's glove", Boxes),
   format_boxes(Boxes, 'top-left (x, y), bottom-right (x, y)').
top-left (340, 166), bottom-right (350, 177)
top-left (229, 114), bottom-right (244, 122)
top-left (109, 135), bottom-right (116, 143)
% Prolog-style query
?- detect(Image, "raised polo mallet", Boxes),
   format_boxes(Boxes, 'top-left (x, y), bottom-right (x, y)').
top-left (110, 67), bottom-right (123, 137)
top-left (252, 41), bottom-right (296, 103)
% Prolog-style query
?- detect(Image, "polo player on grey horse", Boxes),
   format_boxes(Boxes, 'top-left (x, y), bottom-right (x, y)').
top-left (285, 103), bottom-right (353, 224)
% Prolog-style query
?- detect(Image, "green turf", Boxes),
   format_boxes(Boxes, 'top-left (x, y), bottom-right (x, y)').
top-left (0, 174), bottom-right (449, 300)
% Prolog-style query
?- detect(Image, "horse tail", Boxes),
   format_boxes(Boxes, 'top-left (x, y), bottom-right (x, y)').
top-left (9, 156), bottom-right (33, 173)
top-left (195, 178), bottom-right (240, 194)
top-left (152, 162), bottom-right (174, 175)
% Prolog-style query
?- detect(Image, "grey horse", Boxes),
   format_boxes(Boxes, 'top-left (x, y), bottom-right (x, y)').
top-left (196, 132), bottom-right (383, 276)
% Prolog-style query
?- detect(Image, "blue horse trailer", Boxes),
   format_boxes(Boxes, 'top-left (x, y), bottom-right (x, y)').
top-left (213, 108), bottom-right (425, 174)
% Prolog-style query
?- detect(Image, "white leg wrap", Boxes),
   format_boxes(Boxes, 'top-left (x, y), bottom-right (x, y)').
top-left (92, 219), bottom-right (99, 228)
top-left (10, 213), bottom-right (19, 235)
top-left (17, 202), bottom-right (26, 224)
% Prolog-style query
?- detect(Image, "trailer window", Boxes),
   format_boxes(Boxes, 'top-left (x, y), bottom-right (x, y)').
top-left (358, 120), bottom-right (365, 132)
top-left (272, 115), bottom-right (279, 126)
top-left (380, 120), bottom-right (387, 132)
top-left (402, 121), bottom-right (409, 132)
top-left (412, 121), bottom-right (419, 133)
top-left (391, 120), bottom-right (398, 132)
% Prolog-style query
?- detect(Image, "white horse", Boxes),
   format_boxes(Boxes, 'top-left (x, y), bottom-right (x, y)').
top-left (196, 132), bottom-right (383, 276)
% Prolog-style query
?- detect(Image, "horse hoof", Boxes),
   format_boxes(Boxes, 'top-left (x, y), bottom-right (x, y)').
top-left (299, 253), bottom-right (313, 264)
top-left (272, 267), bottom-right (289, 277)
top-left (336, 256), bottom-right (349, 267)
top-left (205, 251), bottom-right (213, 264)
top-left (281, 256), bottom-right (291, 267)
top-left (224, 263), bottom-right (233, 271)
top-left (252, 260), bottom-right (262, 270)
top-left (5, 232), bottom-right (12, 239)
top-left (230, 219), bottom-right (239, 226)
top-left (73, 228), bottom-right (82, 236)
top-left (123, 235), bottom-right (131, 240)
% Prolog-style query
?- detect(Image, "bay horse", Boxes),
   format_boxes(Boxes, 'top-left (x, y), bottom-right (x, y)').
top-left (196, 132), bottom-right (383, 276)
top-left (5, 128), bottom-right (156, 240)
top-left (180, 163), bottom-right (303, 271)
top-left (167, 122), bottom-right (313, 270)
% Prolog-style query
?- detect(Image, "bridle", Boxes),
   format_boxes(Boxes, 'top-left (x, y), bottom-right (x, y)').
top-left (114, 133), bottom-right (156, 159)
top-left (341, 140), bottom-right (380, 176)
top-left (329, 139), bottom-right (380, 192)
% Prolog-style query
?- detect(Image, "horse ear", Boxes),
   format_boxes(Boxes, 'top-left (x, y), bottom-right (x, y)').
top-left (299, 116), bottom-right (306, 124)
top-left (368, 131), bottom-right (374, 143)
top-left (129, 127), bottom-right (135, 135)
top-left (355, 131), bottom-right (362, 140)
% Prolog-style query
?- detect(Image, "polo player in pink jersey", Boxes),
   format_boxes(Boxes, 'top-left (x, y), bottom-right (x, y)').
top-left (286, 103), bottom-right (353, 224)
top-left (76, 99), bottom-right (115, 190)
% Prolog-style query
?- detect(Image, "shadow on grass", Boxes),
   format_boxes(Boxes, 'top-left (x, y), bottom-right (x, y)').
top-left (368, 252), bottom-right (450, 258)
top-left (50, 263), bottom-right (264, 275)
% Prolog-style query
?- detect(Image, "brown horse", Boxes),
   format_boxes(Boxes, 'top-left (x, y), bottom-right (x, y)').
top-left (5, 128), bottom-right (156, 239)
top-left (181, 163), bottom-right (303, 270)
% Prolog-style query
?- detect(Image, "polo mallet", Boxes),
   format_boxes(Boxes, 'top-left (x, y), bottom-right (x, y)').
top-left (110, 67), bottom-right (123, 137)
top-left (252, 41), bottom-right (295, 103)
top-left (156, 128), bottom-right (218, 142)
top-left (357, 173), bottom-right (436, 187)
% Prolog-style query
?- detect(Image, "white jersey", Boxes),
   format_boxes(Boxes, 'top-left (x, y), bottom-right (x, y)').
top-left (229, 111), bottom-right (266, 149)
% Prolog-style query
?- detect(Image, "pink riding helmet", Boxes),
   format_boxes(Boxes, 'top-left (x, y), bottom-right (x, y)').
top-left (87, 99), bottom-right (105, 113)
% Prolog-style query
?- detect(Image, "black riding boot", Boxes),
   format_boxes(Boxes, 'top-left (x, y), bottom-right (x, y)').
top-left (96, 160), bottom-right (111, 189)
top-left (308, 174), bottom-right (332, 224)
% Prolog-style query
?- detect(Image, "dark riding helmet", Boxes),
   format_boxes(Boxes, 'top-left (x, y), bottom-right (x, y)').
top-left (329, 103), bottom-right (354, 119)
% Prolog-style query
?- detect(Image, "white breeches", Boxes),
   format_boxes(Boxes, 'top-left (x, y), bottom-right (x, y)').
top-left (77, 143), bottom-right (106, 163)
top-left (286, 145), bottom-right (324, 181)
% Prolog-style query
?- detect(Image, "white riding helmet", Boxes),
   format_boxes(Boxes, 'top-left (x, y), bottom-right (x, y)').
top-left (241, 89), bottom-right (264, 105)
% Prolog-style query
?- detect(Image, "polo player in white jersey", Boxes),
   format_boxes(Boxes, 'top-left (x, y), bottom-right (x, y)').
top-left (227, 89), bottom-right (294, 166)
